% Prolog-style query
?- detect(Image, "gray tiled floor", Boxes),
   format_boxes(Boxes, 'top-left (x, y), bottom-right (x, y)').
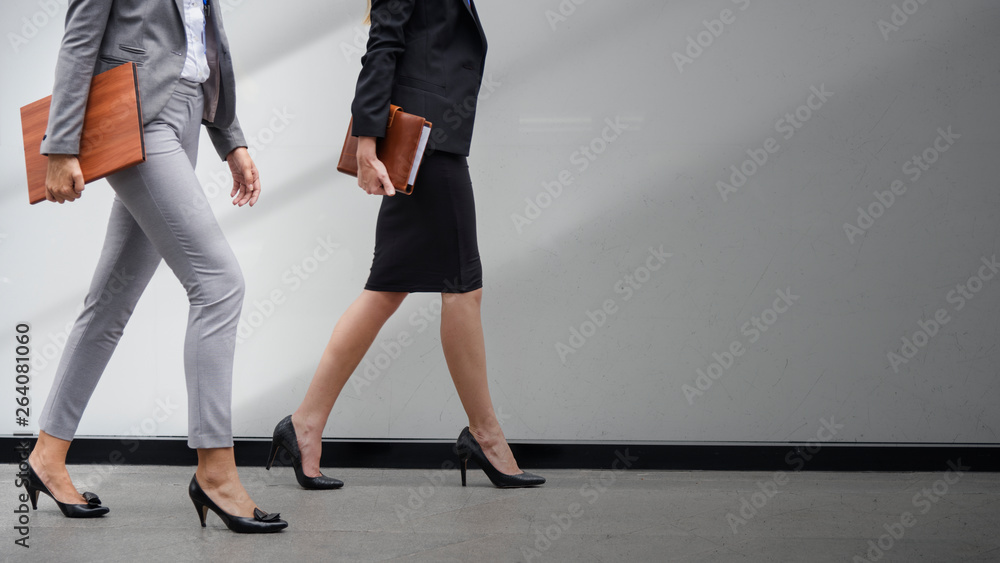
top-left (3, 465), bottom-right (998, 562)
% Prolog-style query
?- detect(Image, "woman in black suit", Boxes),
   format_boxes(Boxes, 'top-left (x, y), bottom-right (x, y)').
top-left (267, 0), bottom-right (543, 489)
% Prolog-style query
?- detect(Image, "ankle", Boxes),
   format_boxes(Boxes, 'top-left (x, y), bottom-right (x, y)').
top-left (28, 450), bottom-right (64, 472)
top-left (468, 422), bottom-right (504, 445)
top-left (196, 466), bottom-right (239, 488)
top-left (291, 410), bottom-right (325, 437)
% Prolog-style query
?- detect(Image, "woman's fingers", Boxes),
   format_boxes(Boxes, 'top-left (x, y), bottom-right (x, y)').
top-left (244, 175), bottom-right (261, 206)
top-left (380, 171), bottom-right (396, 196)
top-left (45, 155), bottom-right (85, 204)
top-left (358, 161), bottom-right (396, 196)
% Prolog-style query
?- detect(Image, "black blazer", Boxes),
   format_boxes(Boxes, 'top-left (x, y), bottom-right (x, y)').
top-left (351, 0), bottom-right (488, 156)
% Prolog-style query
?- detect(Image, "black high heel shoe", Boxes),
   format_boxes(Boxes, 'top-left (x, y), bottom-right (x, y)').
top-left (265, 415), bottom-right (343, 490)
top-left (25, 462), bottom-right (109, 518)
top-left (188, 475), bottom-right (287, 533)
top-left (455, 427), bottom-right (545, 488)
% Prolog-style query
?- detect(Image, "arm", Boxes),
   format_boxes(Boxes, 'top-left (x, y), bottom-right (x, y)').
top-left (209, 120), bottom-right (258, 207)
top-left (42, 0), bottom-right (114, 203)
top-left (42, 0), bottom-right (114, 156)
top-left (203, 6), bottom-right (257, 206)
top-left (206, 117), bottom-right (248, 162)
top-left (351, 0), bottom-right (416, 137)
top-left (352, 0), bottom-right (416, 196)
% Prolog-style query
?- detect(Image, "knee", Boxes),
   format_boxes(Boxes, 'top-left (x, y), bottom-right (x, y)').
top-left (224, 262), bottom-right (246, 306)
top-left (229, 269), bottom-right (246, 306)
top-left (187, 259), bottom-right (244, 309)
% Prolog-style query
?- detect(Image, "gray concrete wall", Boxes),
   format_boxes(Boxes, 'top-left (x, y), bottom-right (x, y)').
top-left (1, 0), bottom-right (997, 443)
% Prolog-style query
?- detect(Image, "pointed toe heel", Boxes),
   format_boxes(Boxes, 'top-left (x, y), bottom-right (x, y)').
top-left (25, 462), bottom-right (110, 518)
top-left (187, 475), bottom-right (287, 533)
top-left (454, 427), bottom-right (545, 488)
top-left (266, 415), bottom-right (343, 490)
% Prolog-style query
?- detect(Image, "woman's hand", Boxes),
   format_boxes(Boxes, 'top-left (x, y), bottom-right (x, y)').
top-left (357, 136), bottom-right (395, 196)
top-left (226, 147), bottom-right (261, 207)
top-left (45, 154), bottom-right (85, 204)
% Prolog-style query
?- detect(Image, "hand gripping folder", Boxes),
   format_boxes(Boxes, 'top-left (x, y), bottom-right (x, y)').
top-left (337, 104), bottom-right (432, 195)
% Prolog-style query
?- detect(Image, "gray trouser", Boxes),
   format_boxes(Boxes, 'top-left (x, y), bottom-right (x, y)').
top-left (39, 79), bottom-right (244, 449)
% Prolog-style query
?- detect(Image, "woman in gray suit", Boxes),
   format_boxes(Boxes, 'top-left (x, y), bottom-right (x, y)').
top-left (26, 0), bottom-right (286, 533)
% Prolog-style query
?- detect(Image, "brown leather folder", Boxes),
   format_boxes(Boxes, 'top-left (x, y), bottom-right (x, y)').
top-left (337, 105), bottom-right (432, 195)
top-left (20, 62), bottom-right (145, 205)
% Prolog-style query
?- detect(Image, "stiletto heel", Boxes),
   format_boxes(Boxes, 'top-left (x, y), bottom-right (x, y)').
top-left (453, 427), bottom-right (545, 488)
top-left (265, 415), bottom-right (343, 490)
top-left (192, 498), bottom-right (208, 527)
top-left (25, 462), bottom-right (109, 518)
top-left (27, 487), bottom-right (39, 510)
top-left (265, 439), bottom-right (280, 471)
top-left (187, 475), bottom-right (287, 533)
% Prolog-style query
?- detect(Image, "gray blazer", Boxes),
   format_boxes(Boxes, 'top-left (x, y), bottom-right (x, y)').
top-left (40, 0), bottom-right (246, 161)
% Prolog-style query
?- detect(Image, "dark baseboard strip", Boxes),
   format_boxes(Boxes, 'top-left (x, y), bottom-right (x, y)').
top-left (2, 437), bottom-right (997, 471)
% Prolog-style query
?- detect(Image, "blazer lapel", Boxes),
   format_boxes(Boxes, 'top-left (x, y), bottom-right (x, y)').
top-left (463, 0), bottom-right (488, 53)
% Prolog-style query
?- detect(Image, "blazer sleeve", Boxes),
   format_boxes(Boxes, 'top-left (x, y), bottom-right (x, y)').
top-left (202, 8), bottom-right (247, 161)
top-left (204, 118), bottom-right (247, 161)
top-left (40, 0), bottom-right (114, 156)
top-left (350, 0), bottom-right (417, 138)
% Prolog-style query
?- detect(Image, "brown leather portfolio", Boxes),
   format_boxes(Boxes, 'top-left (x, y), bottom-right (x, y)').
top-left (20, 62), bottom-right (145, 205)
top-left (337, 105), bottom-right (432, 195)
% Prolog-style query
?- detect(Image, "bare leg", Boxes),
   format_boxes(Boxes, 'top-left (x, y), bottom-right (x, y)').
top-left (292, 290), bottom-right (408, 476)
top-left (27, 431), bottom-right (86, 504)
top-left (195, 447), bottom-right (260, 517)
top-left (29, 433), bottom-right (268, 517)
top-left (440, 289), bottom-right (521, 475)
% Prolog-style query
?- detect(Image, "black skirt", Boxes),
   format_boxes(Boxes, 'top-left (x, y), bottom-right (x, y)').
top-left (365, 150), bottom-right (483, 293)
